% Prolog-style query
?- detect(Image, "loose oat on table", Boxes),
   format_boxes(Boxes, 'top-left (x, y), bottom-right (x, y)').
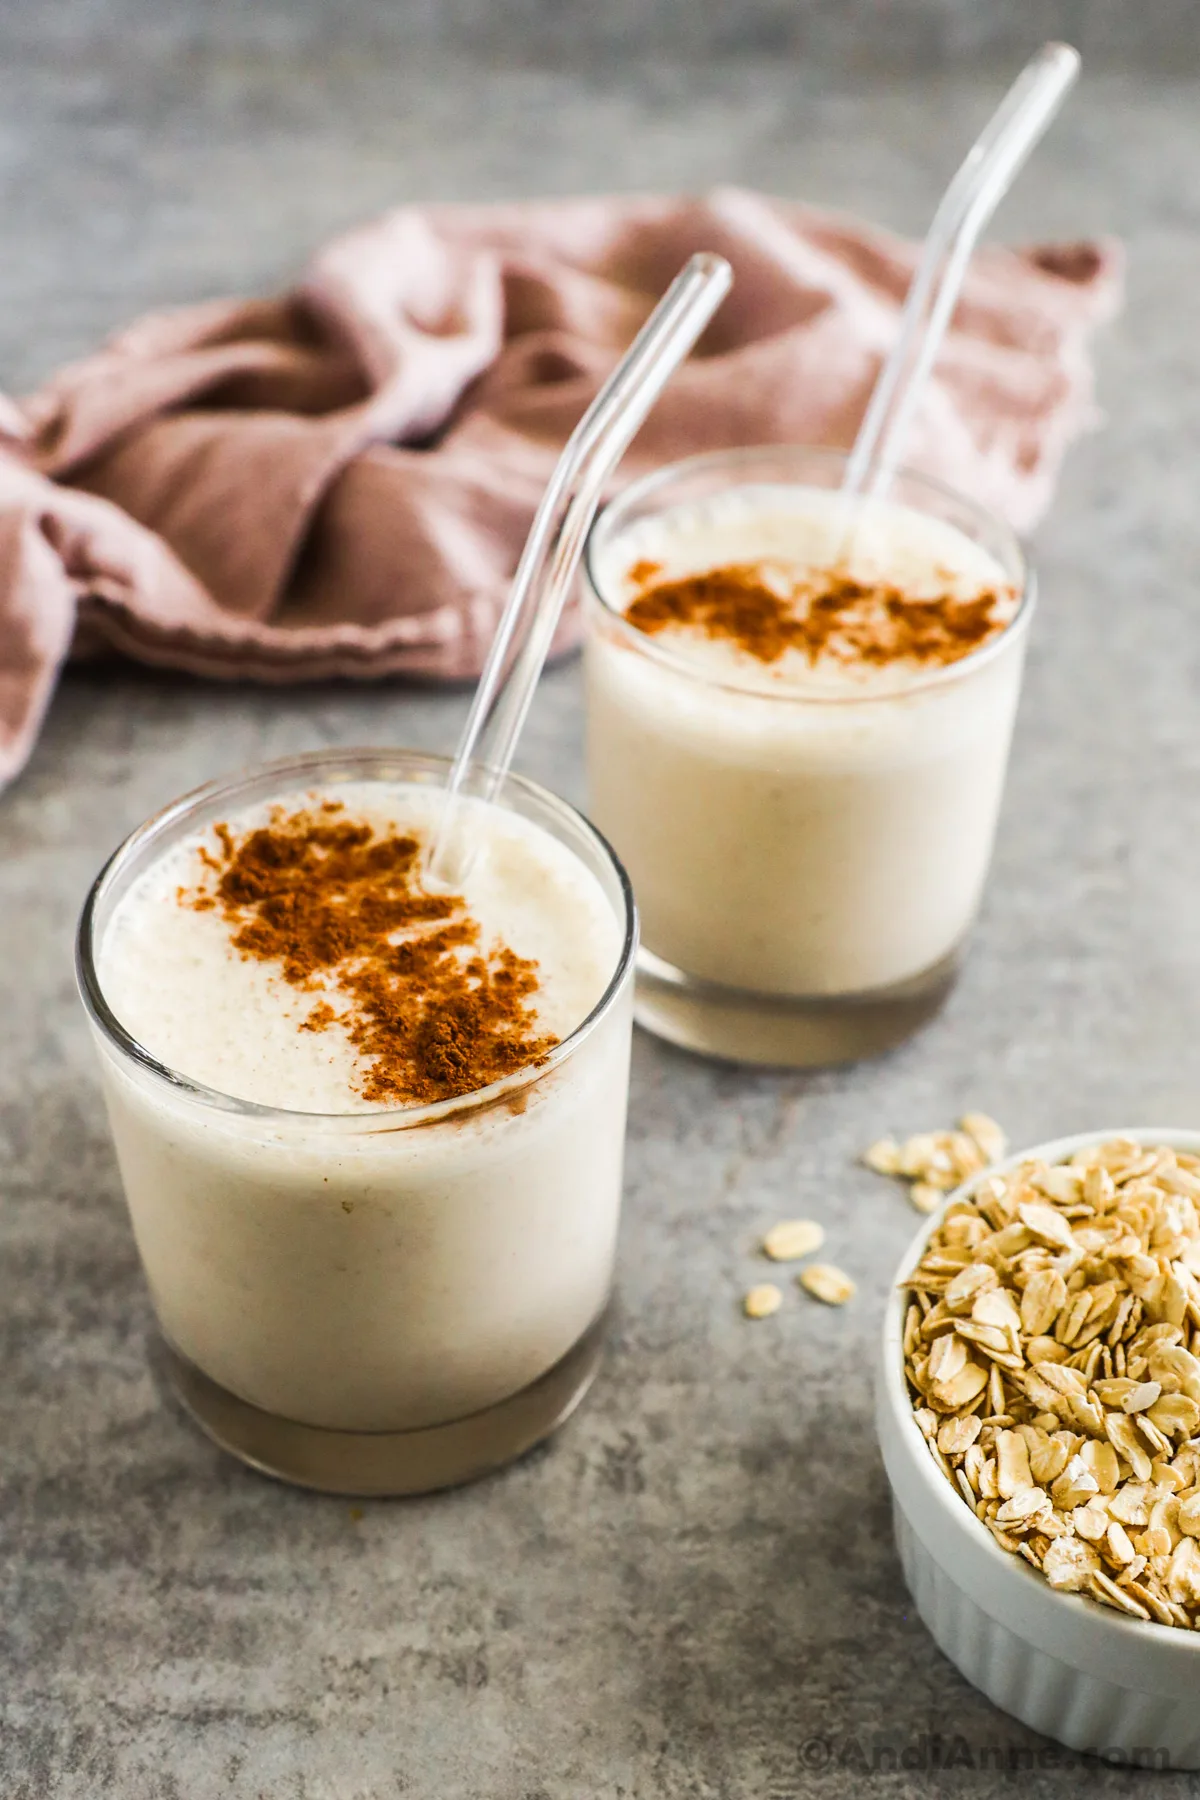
top-left (744, 1283), bottom-right (783, 1319)
top-left (865, 1113), bottom-right (1009, 1213)
top-left (960, 1112), bottom-right (1009, 1165)
top-left (863, 1136), bottom-right (902, 1176)
top-left (762, 1218), bottom-right (825, 1262)
top-left (799, 1263), bottom-right (856, 1306)
top-left (900, 1135), bottom-right (1200, 1632)
top-left (909, 1182), bottom-right (943, 1215)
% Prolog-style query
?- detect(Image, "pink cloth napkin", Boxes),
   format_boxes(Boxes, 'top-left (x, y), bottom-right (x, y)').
top-left (0, 187), bottom-right (1121, 786)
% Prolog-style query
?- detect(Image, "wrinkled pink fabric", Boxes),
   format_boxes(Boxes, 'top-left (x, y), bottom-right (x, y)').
top-left (0, 187), bottom-right (1121, 786)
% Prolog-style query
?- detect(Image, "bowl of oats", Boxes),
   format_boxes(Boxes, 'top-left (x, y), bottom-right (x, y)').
top-left (876, 1130), bottom-right (1200, 1769)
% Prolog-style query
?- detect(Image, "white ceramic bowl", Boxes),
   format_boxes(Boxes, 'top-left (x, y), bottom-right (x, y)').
top-left (876, 1127), bottom-right (1200, 1771)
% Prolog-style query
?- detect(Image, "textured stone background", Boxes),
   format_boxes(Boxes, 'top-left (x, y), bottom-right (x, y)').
top-left (4, 11), bottom-right (1200, 1800)
top-left (8, 0), bottom-right (1200, 64)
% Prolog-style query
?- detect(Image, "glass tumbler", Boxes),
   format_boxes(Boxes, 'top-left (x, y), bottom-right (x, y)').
top-left (76, 748), bottom-right (637, 1495)
top-left (583, 446), bottom-right (1033, 1067)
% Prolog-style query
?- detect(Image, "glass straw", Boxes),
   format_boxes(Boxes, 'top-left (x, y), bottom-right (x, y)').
top-left (842, 40), bottom-right (1080, 502)
top-left (429, 250), bottom-right (733, 884)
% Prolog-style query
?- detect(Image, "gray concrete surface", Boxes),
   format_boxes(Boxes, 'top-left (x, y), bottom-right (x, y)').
top-left (9, 0), bottom-right (1200, 68)
top-left (4, 30), bottom-right (1200, 1800)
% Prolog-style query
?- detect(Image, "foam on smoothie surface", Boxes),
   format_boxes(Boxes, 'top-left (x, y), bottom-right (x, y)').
top-left (99, 783), bottom-right (620, 1112)
top-left (604, 484), bottom-right (1019, 696)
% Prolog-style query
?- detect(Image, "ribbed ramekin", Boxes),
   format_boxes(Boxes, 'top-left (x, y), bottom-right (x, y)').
top-left (876, 1128), bottom-right (1200, 1770)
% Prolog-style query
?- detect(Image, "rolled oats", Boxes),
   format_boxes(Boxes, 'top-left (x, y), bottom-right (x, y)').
top-left (901, 1135), bottom-right (1200, 1632)
top-left (939, 1414), bottom-right (983, 1456)
top-left (909, 1182), bottom-right (942, 1215)
top-left (1051, 1457), bottom-right (1098, 1508)
top-left (961, 1113), bottom-right (1008, 1165)
top-left (1073, 1502), bottom-right (1110, 1542)
top-left (1178, 1494), bottom-right (1200, 1538)
top-left (1089, 1570), bottom-right (1152, 1620)
top-left (1105, 1520), bottom-right (1137, 1566)
top-left (994, 1484), bottom-right (1050, 1527)
top-left (996, 1430), bottom-right (1033, 1498)
top-left (862, 1116), bottom-right (1003, 1211)
top-left (799, 1263), bottom-right (856, 1306)
top-left (762, 1219), bottom-right (825, 1263)
top-left (1043, 1535), bottom-right (1101, 1591)
top-left (743, 1283), bottom-right (782, 1320)
top-left (863, 1137), bottom-right (902, 1175)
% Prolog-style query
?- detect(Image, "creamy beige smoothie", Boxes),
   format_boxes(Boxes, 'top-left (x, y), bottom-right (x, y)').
top-left (79, 754), bottom-right (634, 1485)
top-left (584, 451), bottom-right (1030, 1061)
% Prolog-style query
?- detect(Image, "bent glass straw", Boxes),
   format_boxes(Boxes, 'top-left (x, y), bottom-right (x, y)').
top-left (842, 40), bottom-right (1080, 502)
top-left (429, 250), bottom-right (733, 884)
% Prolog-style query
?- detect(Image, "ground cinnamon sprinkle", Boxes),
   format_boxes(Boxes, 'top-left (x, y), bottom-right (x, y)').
top-left (624, 562), bottom-right (1011, 669)
top-left (188, 807), bottom-right (558, 1107)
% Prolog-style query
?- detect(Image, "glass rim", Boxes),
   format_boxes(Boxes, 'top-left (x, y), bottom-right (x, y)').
top-left (76, 746), bottom-right (638, 1132)
top-left (583, 444), bottom-right (1036, 705)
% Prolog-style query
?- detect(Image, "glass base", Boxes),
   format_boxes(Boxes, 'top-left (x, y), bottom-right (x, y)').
top-left (153, 1313), bottom-right (608, 1497)
top-left (633, 945), bottom-right (961, 1068)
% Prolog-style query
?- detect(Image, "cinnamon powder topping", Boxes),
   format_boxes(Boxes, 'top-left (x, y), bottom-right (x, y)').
top-left (624, 562), bottom-right (1012, 670)
top-left (188, 806), bottom-right (558, 1107)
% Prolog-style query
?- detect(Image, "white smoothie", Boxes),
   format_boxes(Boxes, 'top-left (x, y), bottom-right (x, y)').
top-left (585, 481), bottom-right (1027, 1000)
top-left (92, 779), bottom-right (632, 1433)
